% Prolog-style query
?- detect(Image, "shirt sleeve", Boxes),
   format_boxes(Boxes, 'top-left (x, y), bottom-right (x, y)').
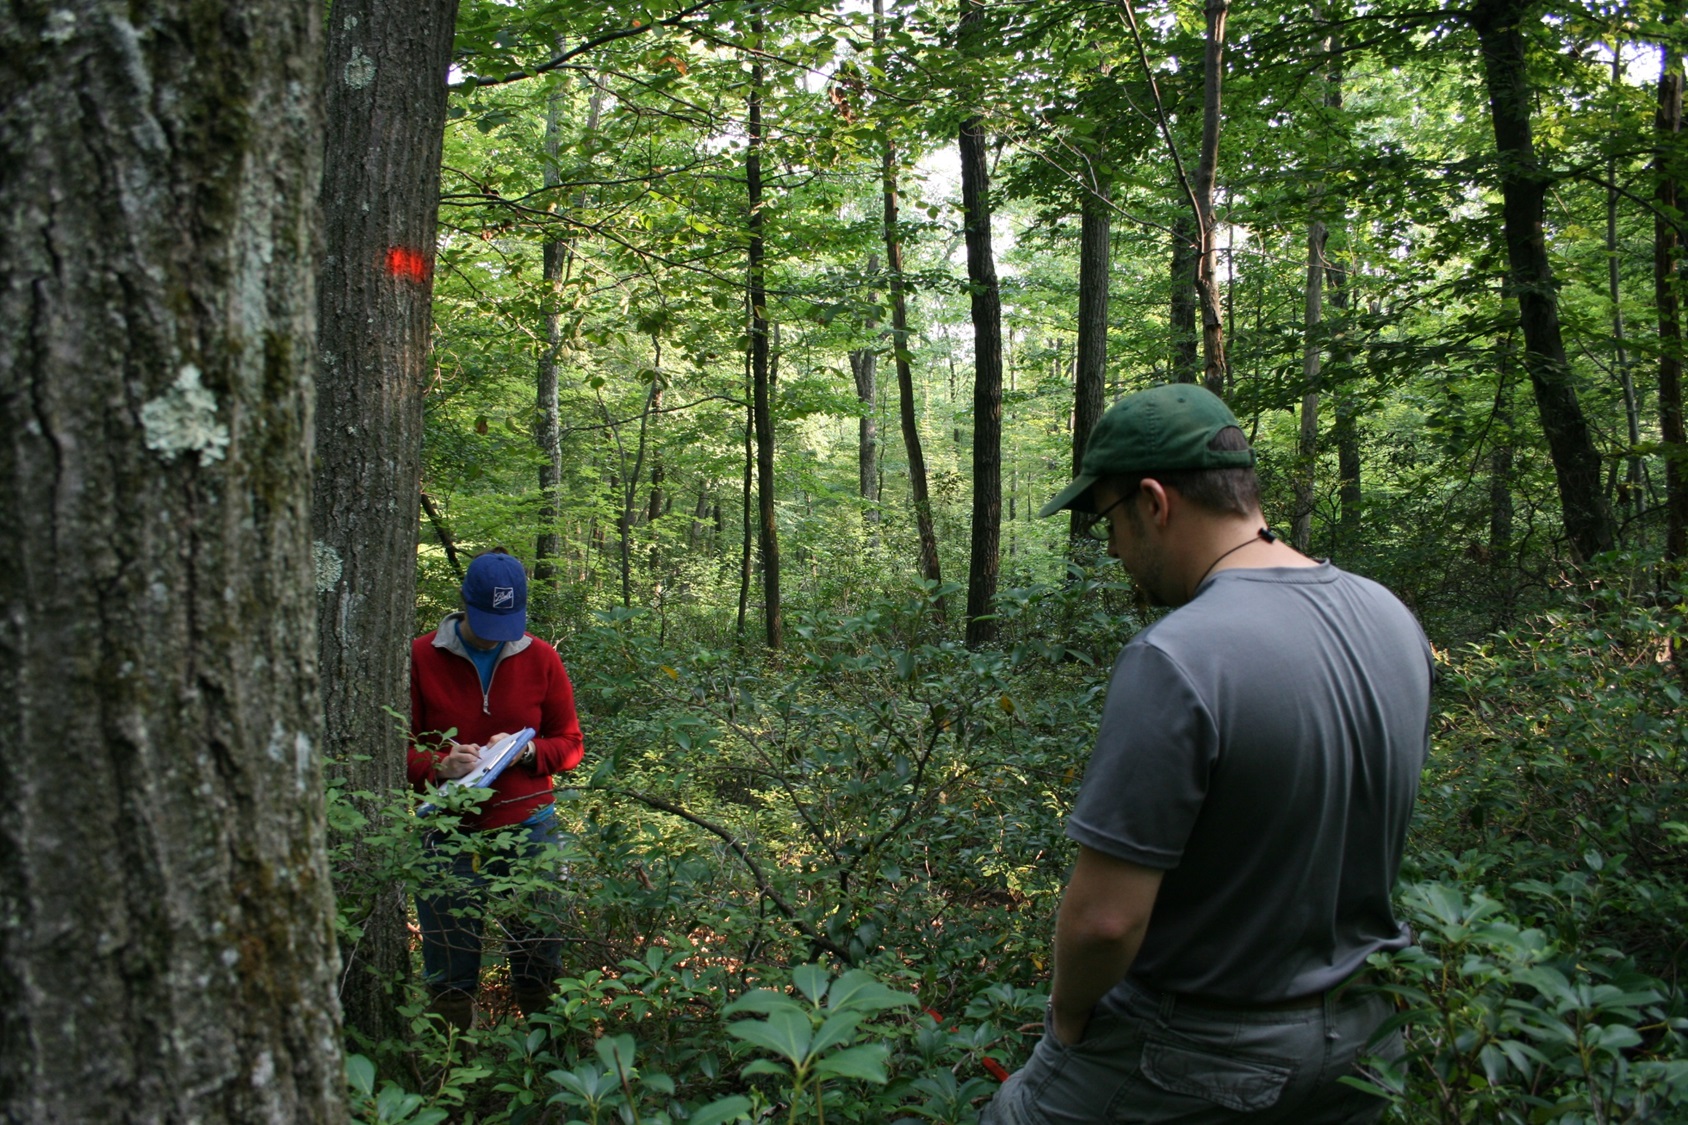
top-left (407, 637), bottom-right (448, 788)
top-left (531, 651), bottom-right (584, 776)
top-left (1065, 641), bottom-right (1218, 870)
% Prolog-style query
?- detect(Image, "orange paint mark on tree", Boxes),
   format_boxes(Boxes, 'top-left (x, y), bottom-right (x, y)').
top-left (385, 247), bottom-right (429, 283)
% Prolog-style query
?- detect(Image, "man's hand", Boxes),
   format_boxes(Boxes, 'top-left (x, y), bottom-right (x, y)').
top-left (436, 740), bottom-right (482, 780)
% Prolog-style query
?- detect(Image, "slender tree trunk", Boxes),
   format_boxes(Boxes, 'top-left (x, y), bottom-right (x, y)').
top-left (1294, 220), bottom-right (1327, 554)
top-left (748, 17), bottom-right (781, 648)
top-left (1293, 17), bottom-right (1341, 556)
top-left (0, 4), bottom-right (347, 1119)
top-left (1170, 213), bottom-right (1201, 384)
top-left (1470, 0), bottom-right (1615, 562)
top-left (851, 254), bottom-right (881, 529)
top-left (877, 0), bottom-right (944, 610)
top-left (421, 492), bottom-right (464, 579)
top-left (537, 78), bottom-right (606, 585)
top-left (1072, 174), bottom-right (1111, 543)
top-left (737, 359), bottom-right (755, 639)
top-left (1658, 47), bottom-right (1687, 568)
top-left (1490, 352), bottom-right (1516, 558)
top-left (1194, 0), bottom-right (1231, 395)
top-left (1610, 48), bottom-right (1644, 520)
top-left (314, 0), bottom-right (459, 1044)
top-left (959, 0), bottom-right (1003, 649)
top-left (621, 369), bottom-right (661, 609)
top-left (1330, 263), bottom-right (1361, 558)
top-left (535, 77), bottom-right (568, 583)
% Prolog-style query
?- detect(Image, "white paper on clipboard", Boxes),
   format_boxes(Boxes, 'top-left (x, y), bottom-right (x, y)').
top-left (418, 726), bottom-right (536, 816)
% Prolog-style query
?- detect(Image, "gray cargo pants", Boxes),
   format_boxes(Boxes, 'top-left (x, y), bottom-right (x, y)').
top-left (980, 979), bottom-right (1401, 1125)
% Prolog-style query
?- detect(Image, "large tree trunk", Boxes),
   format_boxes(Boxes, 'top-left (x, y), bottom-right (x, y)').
top-left (1658, 48), bottom-right (1687, 569)
top-left (959, 0), bottom-right (1003, 650)
top-left (1470, 0), bottom-right (1615, 562)
top-left (877, 0), bottom-right (944, 610)
top-left (749, 20), bottom-right (781, 647)
top-left (0, 5), bottom-right (346, 1120)
top-left (1072, 175), bottom-right (1111, 543)
top-left (1194, 0), bottom-right (1231, 395)
top-left (315, 0), bottom-right (459, 1046)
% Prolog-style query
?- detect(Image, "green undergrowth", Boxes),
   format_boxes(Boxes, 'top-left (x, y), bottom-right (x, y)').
top-left (334, 567), bottom-right (1688, 1124)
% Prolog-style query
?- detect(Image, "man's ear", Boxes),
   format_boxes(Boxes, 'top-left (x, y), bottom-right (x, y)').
top-left (1138, 478), bottom-right (1173, 527)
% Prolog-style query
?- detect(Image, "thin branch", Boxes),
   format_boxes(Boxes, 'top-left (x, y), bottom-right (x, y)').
top-left (450, 0), bottom-right (726, 92)
top-left (1115, 0), bottom-right (1203, 253)
top-left (610, 786), bottom-right (848, 956)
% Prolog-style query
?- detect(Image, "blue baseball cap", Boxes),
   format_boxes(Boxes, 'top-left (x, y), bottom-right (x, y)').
top-left (461, 552), bottom-right (528, 642)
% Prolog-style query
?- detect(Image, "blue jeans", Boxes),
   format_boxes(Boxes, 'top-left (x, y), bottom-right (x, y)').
top-left (980, 979), bottom-right (1402, 1125)
top-left (416, 806), bottom-right (564, 996)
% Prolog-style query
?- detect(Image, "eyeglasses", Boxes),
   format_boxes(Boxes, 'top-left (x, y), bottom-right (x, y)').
top-left (1083, 491), bottom-right (1135, 542)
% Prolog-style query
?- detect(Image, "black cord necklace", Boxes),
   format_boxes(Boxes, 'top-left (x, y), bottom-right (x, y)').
top-left (1194, 527), bottom-right (1278, 591)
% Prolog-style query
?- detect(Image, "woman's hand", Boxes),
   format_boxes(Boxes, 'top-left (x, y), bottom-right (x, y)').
top-left (436, 740), bottom-right (482, 780)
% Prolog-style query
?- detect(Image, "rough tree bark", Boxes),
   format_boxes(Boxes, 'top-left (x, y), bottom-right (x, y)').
top-left (315, 0), bottom-right (460, 1045)
top-left (1072, 174), bottom-right (1111, 542)
top-left (959, 0), bottom-right (1003, 650)
top-left (1470, 0), bottom-right (1615, 562)
top-left (0, 4), bottom-right (346, 1120)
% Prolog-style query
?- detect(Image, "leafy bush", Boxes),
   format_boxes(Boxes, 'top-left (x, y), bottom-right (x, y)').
top-left (331, 572), bottom-right (1688, 1122)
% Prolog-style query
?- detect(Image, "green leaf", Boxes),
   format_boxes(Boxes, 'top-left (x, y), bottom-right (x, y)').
top-left (812, 1043), bottom-right (891, 1084)
top-left (740, 1058), bottom-right (789, 1079)
top-left (345, 1054), bottom-right (376, 1098)
top-left (684, 1095), bottom-right (753, 1125)
top-left (793, 963), bottom-right (831, 1005)
top-left (596, 1034), bottom-right (637, 1076)
top-left (724, 989), bottom-right (804, 1018)
top-left (809, 1010), bottom-right (864, 1055)
top-left (727, 1008), bottom-right (813, 1065)
top-left (828, 970), bottom-right (916, 1013)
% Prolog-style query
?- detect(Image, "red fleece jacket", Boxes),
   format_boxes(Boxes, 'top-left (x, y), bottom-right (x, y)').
top-left (409, 614), bottom-right (585, 832)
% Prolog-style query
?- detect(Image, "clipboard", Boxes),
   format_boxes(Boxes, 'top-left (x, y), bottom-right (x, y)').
top-left (417, 727), bottom-right (536, 816)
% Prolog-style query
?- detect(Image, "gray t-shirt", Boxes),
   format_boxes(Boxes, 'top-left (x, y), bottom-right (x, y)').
top-left (1067, 563), bottom-right (1434, 1004)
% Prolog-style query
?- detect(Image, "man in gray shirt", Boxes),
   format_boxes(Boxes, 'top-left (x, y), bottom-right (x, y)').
top-left (983, 384), bottom-right (1433, 1124)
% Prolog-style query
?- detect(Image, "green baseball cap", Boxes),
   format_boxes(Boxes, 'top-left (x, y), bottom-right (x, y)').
top-left (1038, 383), bottom-right (1255, 517)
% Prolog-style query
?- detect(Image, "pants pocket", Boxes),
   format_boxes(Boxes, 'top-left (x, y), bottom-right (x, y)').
top-left (1139, 1036), bottom-right (1295, 1113)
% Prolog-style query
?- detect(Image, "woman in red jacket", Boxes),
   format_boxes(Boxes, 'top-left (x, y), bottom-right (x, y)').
top-left (409, 549), bottom-right (584, 1030)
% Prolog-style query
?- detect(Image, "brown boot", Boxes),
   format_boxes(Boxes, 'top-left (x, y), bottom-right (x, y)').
top-left (426, 989), bottom-right (476, 1033)
top-left (512, 979), bottom-right (554, 1019)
